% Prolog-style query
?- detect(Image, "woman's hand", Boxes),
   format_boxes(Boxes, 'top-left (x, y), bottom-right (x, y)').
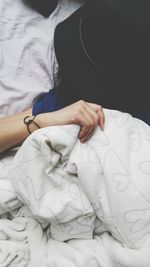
top-left (0, 100), bottom-right (104, 153)
top-left (36, 100), bottom-right (105, 142)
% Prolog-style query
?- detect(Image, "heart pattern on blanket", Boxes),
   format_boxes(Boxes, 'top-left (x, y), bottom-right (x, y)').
top-left (128, 131), bottom-right (142, 152)
top-left (103, 149), bottom-right (130, 192)
top-left (124, 208), bottom-right (150, 233)
top-left (51, 214), bottom-right (95, 241)
top-left (60, 182), bottom-right (92, 216)
top-left (16, 131), bottom-right (61, 165)
top-left (139, 161), bottom-right (150, 175)
top-left (9, 108), bottom-right (150, 255)
top-left (16, 176), bottom-right (31, 206)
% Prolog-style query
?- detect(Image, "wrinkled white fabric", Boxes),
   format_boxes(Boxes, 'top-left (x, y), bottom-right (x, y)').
top-left (1, 2), bottom-right (150, 266)
top-left (0, 0), bottom-right (83, 116)
top-left (6, 109), bottom-right (150, 267)
top-left (0, 148), bottom-right (22, 214)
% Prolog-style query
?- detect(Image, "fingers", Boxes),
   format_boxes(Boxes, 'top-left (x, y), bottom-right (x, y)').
top-left (79, 126), bottom-right (95, 143)
top-left (53, 100), bottom-right (105, 143)
top-left (75, 113), bottom-right (95, 143)
top-left (72, 100), bottom-right (103, 142)
top-left (96, 107), bottom-right (105, 129)
top-left (78, 104), bottom-right (99, 142)
top-left (87, 102), bottom-right (105, 129)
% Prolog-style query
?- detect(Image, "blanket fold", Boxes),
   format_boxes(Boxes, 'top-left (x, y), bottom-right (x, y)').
top-left (10, 125), bottom-right (95, 241)
top-left (3, 108), bottom-right (150, 266)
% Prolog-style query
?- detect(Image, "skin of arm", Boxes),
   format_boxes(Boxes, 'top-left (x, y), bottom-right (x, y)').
top-left (0, 108), bottom-right (32, 153)
top-left (0, 100), bottom-right (105, 153)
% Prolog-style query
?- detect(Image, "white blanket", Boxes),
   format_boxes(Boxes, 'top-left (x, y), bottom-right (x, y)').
top-left (0, 109), bottom-right (149, 267)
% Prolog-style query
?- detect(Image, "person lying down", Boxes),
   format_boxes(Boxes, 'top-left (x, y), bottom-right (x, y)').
top-left (10, 108), bottom-right (150, 251)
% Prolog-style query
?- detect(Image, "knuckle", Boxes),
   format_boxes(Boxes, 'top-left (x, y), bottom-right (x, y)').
top-left (73, 112), bottom-right (81, 123)
top-left (98, 105), bottom-right (103, 111)
top-left (76, 101), bottom-right (85, 112)
top-left (78, 100), bottom-right (85, 106)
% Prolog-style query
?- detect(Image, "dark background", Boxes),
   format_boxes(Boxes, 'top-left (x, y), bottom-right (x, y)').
top-left (23, 0), bottom-right (59, 17)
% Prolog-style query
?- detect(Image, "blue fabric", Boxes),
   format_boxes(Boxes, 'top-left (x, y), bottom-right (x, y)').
top-left (32, 88), bottom-right (62, 116)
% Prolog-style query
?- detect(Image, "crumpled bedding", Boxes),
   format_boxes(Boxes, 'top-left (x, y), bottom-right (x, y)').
top-left (0, 109), bottom-right (150, 266)
top-left (1, 1), bottom-right (150, 266)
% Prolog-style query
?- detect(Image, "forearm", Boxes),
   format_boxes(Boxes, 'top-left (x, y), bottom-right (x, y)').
top-left (0, 109), bottom-right (32, 153)
top-left (0, 109), bottom-right (59, 153)
top-left (0, 100), bottom-right (105, 153)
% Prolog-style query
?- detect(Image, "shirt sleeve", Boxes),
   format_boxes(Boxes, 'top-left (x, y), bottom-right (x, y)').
top-left (32, 87), bottom-right (62, 116)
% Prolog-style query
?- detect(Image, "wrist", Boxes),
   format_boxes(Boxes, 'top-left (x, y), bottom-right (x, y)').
top-left (23, 115), bottom-right (40, 134)
top-left (35, 112), bottom-right (53, 128)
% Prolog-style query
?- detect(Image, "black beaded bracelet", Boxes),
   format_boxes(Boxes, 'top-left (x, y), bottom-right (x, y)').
top-left (23, 115), bottom-right (40, 134)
